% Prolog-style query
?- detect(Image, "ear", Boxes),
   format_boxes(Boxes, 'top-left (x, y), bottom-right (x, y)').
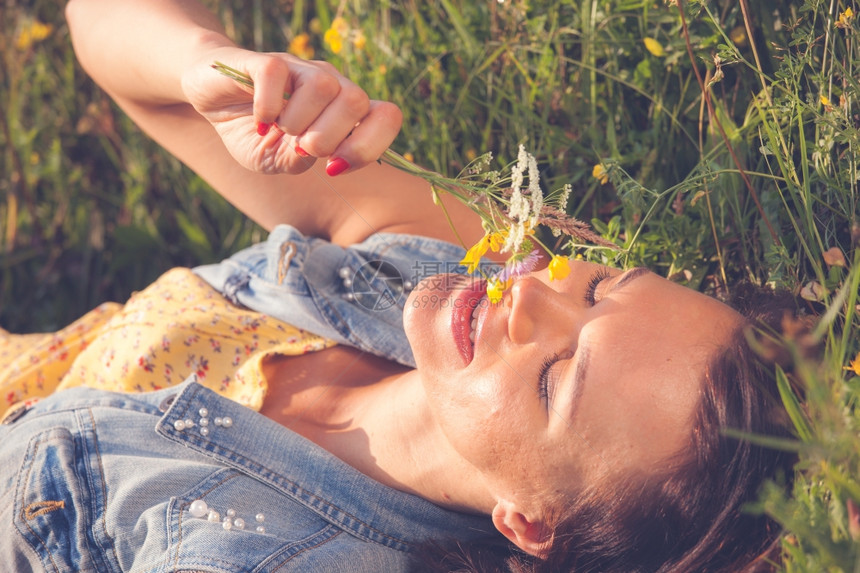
top-left (491, 499), bottom-right (552, 557)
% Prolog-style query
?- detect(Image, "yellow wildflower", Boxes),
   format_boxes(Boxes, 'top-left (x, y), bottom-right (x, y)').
top-left (16, 20), bottom-right (53, 51)
top-left (486, 278), bottom-right (508, 304)
top-left (837, 7), bottom-right (854, 28)
top-left (548, 255), bottom-right (571, 281)
top-left (592, 163), bottom-right (609, 185)
top-left (488, 232), bottom-right (506, 252)
top-left (352, 31), bottom-right (367, 51)
top-left (324, 18), bottom-right (350, 54)
top-left (820, 94), bottom-right (832, 107)
top-left (460, 234), bottom-right (492, 274)
top-left (643, 37), bottom-right (666, 57)
top-left (460, 232), bottom-right (507, 274)
top-left (324, 28), bottom-right (344, 54)
top-left (288, 33), bottom-right (315, 60)
top-left (845, 352), bottom-right (860, 376)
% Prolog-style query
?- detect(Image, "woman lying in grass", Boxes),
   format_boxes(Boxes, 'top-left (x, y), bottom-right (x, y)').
top-left (0, 0), bottom-right (798, 571)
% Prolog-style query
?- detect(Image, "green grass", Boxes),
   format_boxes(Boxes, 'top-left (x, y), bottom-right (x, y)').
top-left (2, 0), bottom-right (859, 569)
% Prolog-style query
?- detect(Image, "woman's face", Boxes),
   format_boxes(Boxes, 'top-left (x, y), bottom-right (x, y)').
top-left (404, 260), bottom-right (743, 502)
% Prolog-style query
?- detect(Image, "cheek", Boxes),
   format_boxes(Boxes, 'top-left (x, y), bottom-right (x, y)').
top-left (430, 369), bottom-right (504, 423)
top-left (429, 369), bottom-right (536, 468)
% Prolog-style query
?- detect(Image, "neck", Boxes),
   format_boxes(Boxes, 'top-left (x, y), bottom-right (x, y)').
top-left (350, 368), bottom-right (496, 514)
top-left (263, 348), bottom-right (494, 514)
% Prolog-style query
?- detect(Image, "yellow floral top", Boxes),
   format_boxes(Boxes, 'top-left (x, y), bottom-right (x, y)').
top-left (0, 268), bottom-right (336, 419)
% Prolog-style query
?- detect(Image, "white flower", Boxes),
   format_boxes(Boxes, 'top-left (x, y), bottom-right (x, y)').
top-left (503, 145), bottom-right (532, 254)
top-left (527, 151), bottom-right (543, 229)
top-left (504, 220), bottom-right (526, 254)
top-left (510, 145), bottom-right (527, 196)
top-left (558, 184), bottom-right (572, 211)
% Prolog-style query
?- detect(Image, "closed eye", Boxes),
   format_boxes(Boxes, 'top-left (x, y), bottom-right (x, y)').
top-left (584, 268), bottom-right (611, 306)
top-left (538, 352), bottom-right (562, 405)
top-left (538, 349), bottom-right (574, 408)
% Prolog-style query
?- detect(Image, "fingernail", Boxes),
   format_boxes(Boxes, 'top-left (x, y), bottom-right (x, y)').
top-left (256, 122), bottom-right (271, 136)
top-left (294, 145), bottom-right (310, 157)
top-left (326, 157), bottom-right (350, 177)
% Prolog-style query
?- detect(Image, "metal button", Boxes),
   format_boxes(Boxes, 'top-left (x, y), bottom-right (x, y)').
top-left (1, 404), bottom-right (30, 425)
top-left (158, 394), bottom-right (177, 413)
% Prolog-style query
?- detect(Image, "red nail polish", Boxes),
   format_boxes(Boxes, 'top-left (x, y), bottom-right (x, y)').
top-left (294, 145), bottom-right (310, 157)
top-left (256, 122), bottom-right (271, 136)
top-left (326, 157), bottom-right (350, 176)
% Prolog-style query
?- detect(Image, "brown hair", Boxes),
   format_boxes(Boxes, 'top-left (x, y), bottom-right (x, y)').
top-left (411, 282), bottom-right (802, 572)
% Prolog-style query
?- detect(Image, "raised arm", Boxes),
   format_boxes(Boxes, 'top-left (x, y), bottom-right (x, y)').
top-left (65, 0), bottom-right (483, 246)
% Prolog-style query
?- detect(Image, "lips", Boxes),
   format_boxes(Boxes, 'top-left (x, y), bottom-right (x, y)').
top-left (452, 280), bottom-right (488, 365)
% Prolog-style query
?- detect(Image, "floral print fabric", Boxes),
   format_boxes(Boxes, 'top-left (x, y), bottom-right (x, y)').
top-left (1, 268), bottom-right (335, 418)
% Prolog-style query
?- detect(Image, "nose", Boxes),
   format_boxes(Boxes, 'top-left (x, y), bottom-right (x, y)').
top-left (506, 276), bottom-right (583, 345)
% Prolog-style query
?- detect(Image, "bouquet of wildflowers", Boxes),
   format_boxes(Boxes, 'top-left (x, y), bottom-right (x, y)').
top-left (213, 62), bottom-right (617, 302)
top-left (381, 143), bottom-right (617, 302)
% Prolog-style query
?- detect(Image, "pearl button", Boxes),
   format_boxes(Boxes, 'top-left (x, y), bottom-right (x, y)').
top-left (189, 500), bottom-right (208, 518)
top-left (221, 417), bottom-right (233, 428)
top-left (199, 407), bottom-right (209, 418)
top-left (233, 518), bottom-right (245, 530)
top-left (255, 513), bottom-right (265, 523)
top-left (173, 420), bottom-right (186, 431)
top-left (256, 526), bottom-right (266, 534)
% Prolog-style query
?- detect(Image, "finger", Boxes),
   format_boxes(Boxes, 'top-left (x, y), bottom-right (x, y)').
top-left (290, 79), bottom-right (374, 158)
top-left (249, 56), bottom-right (291, 124)
top-left (278, 130), bottom-right (320, 172)
top-left (324, 101), bottom-right (403, 176)
top-left (276, 61), bottom-right (344, 137)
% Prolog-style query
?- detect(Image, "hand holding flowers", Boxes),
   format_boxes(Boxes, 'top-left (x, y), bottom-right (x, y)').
top-left (212, 62), bottom-right (617, 302)
top-left (184, 54), bottom-right (401, 176)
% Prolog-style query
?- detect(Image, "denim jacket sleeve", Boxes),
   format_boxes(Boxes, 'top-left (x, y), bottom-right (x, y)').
top-left (193, 224), bottom-right (472, 368)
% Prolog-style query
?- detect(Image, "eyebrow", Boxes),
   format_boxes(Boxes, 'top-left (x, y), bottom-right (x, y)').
top-left (559, 266), bottom-right (650, 425)
top-left (609, 266), bottom-right (650, 294)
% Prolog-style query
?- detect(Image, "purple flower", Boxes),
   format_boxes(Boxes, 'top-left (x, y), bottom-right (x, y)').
top-left (496, 249), bottom-right (540, 282)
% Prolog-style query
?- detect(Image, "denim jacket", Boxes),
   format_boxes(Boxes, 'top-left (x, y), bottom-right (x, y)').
top-left (193, 224), bottom-right (475, 367)
top-left (0, 379), bottom-right (496, 572)
top-left (1, 228), bottom-right (501, 571)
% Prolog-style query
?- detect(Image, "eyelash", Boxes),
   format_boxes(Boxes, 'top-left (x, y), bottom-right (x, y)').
top-left (538, 352), bottom-right (562, 404)
top-left (584, 268), bottom-right (611, 306)
top-left (538, 269), bottom-right (610, 404)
